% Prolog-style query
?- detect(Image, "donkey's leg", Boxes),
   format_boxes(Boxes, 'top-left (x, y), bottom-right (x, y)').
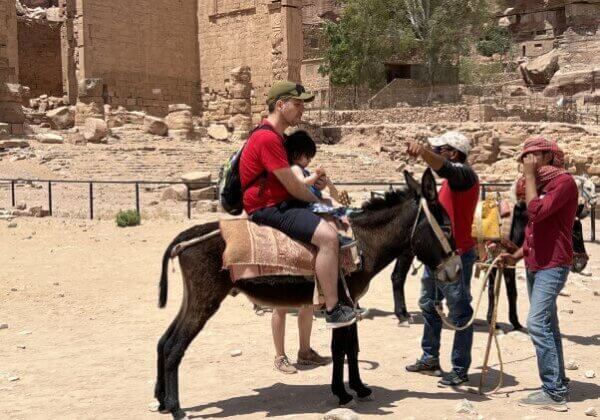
top-left (163, 286), bottom-right (229, 419)
top-left (331, 327), bottom-right (353, 406)
top-left (391, 253), bottom-right (414, 322)
top-left (504, 268), bottom-right (523, 330)
top-left (347, 323), bottom-right (372, 400)
top-left (156, 313), bottom-right (181, 412)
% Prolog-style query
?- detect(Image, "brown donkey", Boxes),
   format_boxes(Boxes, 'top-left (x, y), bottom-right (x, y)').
top-left (155, 169), bottom-right (461, 419)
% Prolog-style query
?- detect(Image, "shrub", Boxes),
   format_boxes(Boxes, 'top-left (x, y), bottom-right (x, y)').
top-left (477, 26), bottom-right (512, 57)
top-left (116, 209), bottom-right (141, 227)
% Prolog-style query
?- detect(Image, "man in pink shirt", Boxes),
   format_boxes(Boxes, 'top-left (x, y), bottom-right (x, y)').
top-left (502, 137), bottom-right (578, 412)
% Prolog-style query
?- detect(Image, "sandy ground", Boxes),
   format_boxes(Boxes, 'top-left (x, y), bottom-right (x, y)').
top-left (1, 217), bottom-right (599, 420)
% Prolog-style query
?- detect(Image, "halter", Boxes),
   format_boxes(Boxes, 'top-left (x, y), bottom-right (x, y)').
top-left (410, 198), bottom-right (462, 283)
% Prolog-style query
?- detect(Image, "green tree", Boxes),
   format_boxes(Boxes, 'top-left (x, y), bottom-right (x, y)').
top-left (476, 25), bottom-right (512, 57)
top-left (320, 0), bottom-right (490, 95)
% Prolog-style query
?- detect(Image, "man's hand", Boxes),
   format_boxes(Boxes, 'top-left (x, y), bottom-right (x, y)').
top-left (498, 252), bottom-right (518, 268)
top-left (407, 141), bottom-right (424, 159)
top-left (523, 154), bottom-right (538, 178)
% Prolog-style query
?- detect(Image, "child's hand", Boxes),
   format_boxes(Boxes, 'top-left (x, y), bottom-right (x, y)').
top-left (315, 167), bottom-right (326, 177)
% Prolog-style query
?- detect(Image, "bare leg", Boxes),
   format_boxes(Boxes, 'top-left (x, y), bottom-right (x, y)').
top-left (272, 309), bottom-right (287, 357)
top-left (311, 220), bottom-right (340, 311)
top-left (298, 305), bottom-right (313, 353)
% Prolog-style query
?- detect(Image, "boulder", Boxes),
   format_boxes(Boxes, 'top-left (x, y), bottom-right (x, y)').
top-left (143, 116), bottom-right (168, 136)
top-left (322, 408), bottom-right (359, 420)
top-left (0, 139), bottom-right (29, 148)
top-left (181, 171), bottom-right (211, 190)
top-left (0, 102), bottom-right (26, 124)
top-left (75, 101), bottom-right (104, 125)
top-left (78, 78), bottom-right (104, 98)
top-left (544, 70), bottom-right (594, 97)
top-left (37, 133), bottom-right (64, 144)
top-left (83, 118), bottom-right (109, 143)
top-left (207, 124), bottom-right (230, 141)
top-left (520, 50), bottom-right (559, 86)
top-left (190, 186), bottom-right (216, 201)
top-left (65, 133), bottom-right (86, 145)
top-left (161, 185), bottom-right (189, 201)
top-left (46, 106), bottom-right (75, 129)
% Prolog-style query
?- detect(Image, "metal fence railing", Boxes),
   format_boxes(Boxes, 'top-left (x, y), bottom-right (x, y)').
top-left (1, 178), bottom-right (597, 241)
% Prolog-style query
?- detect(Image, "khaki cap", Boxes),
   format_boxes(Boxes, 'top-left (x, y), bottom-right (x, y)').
top-left (267, 81), bottom-right (315, 104)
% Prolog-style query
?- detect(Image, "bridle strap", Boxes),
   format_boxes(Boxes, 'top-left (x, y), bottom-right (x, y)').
top-left (419, 198), bottom-right (454, 255)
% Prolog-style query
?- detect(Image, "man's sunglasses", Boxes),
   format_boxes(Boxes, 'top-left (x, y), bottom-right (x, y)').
top-left (433, 145), bottom-right (455, 154)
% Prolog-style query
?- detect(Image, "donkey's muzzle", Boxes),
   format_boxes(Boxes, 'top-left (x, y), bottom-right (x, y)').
top-left (434, 254), bottom-right (462, 283)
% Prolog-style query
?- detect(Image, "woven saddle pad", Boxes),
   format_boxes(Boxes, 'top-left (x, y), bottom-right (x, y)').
top-left (220, 217), bottom-right (360, 282)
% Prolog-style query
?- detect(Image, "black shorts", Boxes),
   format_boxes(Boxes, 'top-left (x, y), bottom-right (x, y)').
top-left (250, 200), bottom-right (322, 245)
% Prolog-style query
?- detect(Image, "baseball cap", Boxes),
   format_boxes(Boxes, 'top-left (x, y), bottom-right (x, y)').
top-left (428, 131), bottom-right (472, 156)
top-left (267, 81), bottom-right (315, 104)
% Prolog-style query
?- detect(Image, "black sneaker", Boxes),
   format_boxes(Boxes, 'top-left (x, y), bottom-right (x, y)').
top-left (326, 303), bottom-right (357, 329)
top-left (405, 359), bottom-right (443, 377)
top-left (438, 371), bottom-right (469, 387)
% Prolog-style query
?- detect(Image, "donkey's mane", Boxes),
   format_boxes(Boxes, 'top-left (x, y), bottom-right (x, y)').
top-left (359, 187), bottom-right (414, 212)
top-left (349, 186), bottom-right (416, 226)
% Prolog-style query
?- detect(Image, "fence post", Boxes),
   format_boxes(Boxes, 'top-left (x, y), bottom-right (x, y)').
top-left (89, 182), bottom-right (94, 220)
top-left (11, 179), bottom-right (15, 207)
top-left (186, 184), bottom-right (192, 219)
top-left (135, 182), bottom-right (140, 216)
top-left (48, 181), bottom-right (52, 216)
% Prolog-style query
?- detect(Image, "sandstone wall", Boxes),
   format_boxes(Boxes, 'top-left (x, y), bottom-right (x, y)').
top-left (71, 0), bottom-right (201, 116)
top-left (0, 0), bottom-right (25, 135)
top-left (2, 0), bottom-right (19, 83)
top-left (198, 0), bottom-right (303, 123)
top-left (17, 19), bottom-right (63, 97)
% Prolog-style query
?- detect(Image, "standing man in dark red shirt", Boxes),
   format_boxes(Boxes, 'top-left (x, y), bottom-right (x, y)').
top-left (240, 81), bottom-right (356, 331)
top-left (502, 137), bottom-right (577, 412)
top-left (404, 132), bottom-right (480, 387)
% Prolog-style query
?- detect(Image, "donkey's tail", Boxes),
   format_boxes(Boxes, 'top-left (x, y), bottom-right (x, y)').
top-left (159, 223), bottom-right (219, 308)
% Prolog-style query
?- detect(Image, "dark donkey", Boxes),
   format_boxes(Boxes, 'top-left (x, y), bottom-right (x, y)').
top-left (155, 169), bottom-right (461, 420)
top-left (391, 200), bottom-right (589, 331)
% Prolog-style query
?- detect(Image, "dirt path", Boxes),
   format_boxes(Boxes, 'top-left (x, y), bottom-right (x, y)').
top-left (1, 218), bottom-right (599, 419)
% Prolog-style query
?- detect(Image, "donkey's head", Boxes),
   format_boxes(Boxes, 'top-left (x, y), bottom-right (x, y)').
top-left (404, 169), bottom-right (462, 283)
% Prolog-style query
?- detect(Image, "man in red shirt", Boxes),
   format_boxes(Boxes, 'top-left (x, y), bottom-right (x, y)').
top-left (240, 81), bottom-right (356, 333)
top-left (502, 137), bottom-right (577, 412)
top-left (404, 132), bottom-right (479, 387)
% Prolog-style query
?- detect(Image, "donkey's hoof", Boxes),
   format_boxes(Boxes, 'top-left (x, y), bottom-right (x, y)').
top-left (339, 397), bottom-right (356, 408)
top-left (173, 408), bottom-right (189, 420)
top-left (357, 393), bottom-right (375, 402)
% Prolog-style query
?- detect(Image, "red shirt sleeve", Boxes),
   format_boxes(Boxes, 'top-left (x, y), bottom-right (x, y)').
top-left (527, 175), bottom-right (577, 223)
top-left (257, 132), bottom-right (289, 173)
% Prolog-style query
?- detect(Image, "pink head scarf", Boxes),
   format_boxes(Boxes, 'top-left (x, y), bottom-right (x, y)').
top-left (517, 137), bottom-right (567, 188)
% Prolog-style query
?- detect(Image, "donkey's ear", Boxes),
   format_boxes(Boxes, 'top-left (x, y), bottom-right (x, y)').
top-left (404, 170), bottom-right (420, 195)
top-left (421, 168), bottom-right (438, 202)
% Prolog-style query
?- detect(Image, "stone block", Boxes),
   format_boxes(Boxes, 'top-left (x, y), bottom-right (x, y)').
top-left (190, 186), bottom-right (216, 201)
top-left (78, 78), bottom-right (104, 98)
top-left (75, 101), bottom-right (104, 125)
top-left (181, 171), bottom-right (211, 190)
top-left (37, 133), bottom-right (64, 144)
top-left (83, 118), bottom-right (109, 143)
top-left (0, 102), bottom-right (25, 124)
top-left (46, 106), bottom-right (75, 130)
top-left (165, 110), bottom-right (193, 132)
top-left (143, 116), bottom-right (168, 136)
top-left (207, 124), bottom-right (229, 140)
top-left (168, 104), bottom-right (192, 113)
top-left (0, 139), bottom-right (29, 148)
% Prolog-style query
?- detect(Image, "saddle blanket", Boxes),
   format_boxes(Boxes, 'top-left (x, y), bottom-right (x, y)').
top-left (220, 217), bottom-right (360, 282)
